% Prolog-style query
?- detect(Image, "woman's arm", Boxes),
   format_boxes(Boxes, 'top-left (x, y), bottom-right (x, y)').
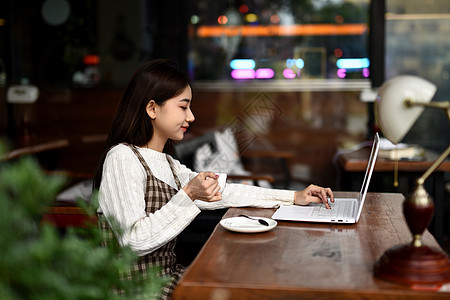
top-left (168, 156), bottom-right (294, 209)
top-left (194, 182), bottom-right (295, 210)
top-left (98, 146), bottom-right (201, 256)
top-left (168, 155), bottom-right (333, 209)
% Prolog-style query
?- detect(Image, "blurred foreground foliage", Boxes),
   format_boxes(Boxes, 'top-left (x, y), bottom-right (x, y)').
top-left (0, 144), bottom-right (167, 299)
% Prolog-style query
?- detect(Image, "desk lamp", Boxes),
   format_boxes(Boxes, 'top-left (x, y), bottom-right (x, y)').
top-left (373, 75), bottom-right (450, 286)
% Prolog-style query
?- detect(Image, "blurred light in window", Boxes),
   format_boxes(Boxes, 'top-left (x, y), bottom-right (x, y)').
top-left (270, 14), bottom-right (280, 24)
top-left (362, 68), bottom-right (370, 78)
top-left (336, 58), bottom-right (369, 69)
top-left (296, 59), bottom-right (304, 69)
top-left (337, 68), bottom-right (346, 78)
top-left (191, 15), bottom-right (200, 25)
top-left (286, 59), bottom-right (304, 69)
top-left (231, 69), bottom-right (256, 79)
top-left (334, 48), bottom-right (343, 58)
top-left (239, 5), bottom-right (249, 14)
top-left (83, 55), bottom-right (100, 65)
top-left (230, 59), bottom-right (256, 69)
top-left (278, 8), bottom-right (295, 25)
top-left (283, 69), bottom-right (296, 79)
top-left (335, 15), bottom-right (344, 24)
top-left (226, 9), bottom-right (242, 25)
top-left (255, 68), bottom-right (274, 79)
top-left (197, 24), bottom-right (368, 37)
top-left (218, 15), bottom-right (228, 25)
top-left (286, 59), bottom-right (295, 68)
top-left (245, 13), bottom-right (258, 23)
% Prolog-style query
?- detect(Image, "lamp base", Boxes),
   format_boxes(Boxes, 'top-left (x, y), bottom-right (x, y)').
top-left (374, 243), bottom-right (450, 287)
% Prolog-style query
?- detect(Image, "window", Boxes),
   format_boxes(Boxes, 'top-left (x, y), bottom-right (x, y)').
top-left (188, 0), bottom-right (370, 82)
top-left (385, 0), bottom-right (450, 151)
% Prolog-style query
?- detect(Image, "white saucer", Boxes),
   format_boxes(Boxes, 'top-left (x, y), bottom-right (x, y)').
top-left (220, 216), bottom-right (277, 233)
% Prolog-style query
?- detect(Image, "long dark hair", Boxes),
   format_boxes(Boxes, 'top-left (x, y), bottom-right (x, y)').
top-left (93, 59), bottom-right (191, 190)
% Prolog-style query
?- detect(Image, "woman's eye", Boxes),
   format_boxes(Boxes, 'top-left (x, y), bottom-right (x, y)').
top-left (181, 106), bottom-right (188, 110)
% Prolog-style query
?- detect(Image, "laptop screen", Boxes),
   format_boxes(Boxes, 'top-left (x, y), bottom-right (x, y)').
top-left (355, 132), bottom-right (380, 222)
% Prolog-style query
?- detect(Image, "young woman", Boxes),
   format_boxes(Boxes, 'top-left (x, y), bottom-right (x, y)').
top-left (93, 59), bottom-right (334, 299)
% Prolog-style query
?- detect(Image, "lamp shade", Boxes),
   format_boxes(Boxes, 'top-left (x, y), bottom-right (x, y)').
top-left (375, 75), bottom-right (437, 144)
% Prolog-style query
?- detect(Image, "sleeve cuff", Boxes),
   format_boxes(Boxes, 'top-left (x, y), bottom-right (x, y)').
top-left (172, 188), bottom-right (202, 214)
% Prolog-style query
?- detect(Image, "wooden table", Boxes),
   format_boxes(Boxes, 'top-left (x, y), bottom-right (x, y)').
top-left (337, 147), bottom-right (450, 244)
top-left (337, 146), bottom-right (450, 173)
top-left (173, 192), bottom-right (450, 300)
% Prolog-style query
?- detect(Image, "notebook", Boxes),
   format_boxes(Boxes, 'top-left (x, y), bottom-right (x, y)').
top-left (272, 132), bottom-right (380, 224)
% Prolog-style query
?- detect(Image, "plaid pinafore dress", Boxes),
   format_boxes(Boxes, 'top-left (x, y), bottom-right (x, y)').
top-left (99, 143), bottom-right (185, 300)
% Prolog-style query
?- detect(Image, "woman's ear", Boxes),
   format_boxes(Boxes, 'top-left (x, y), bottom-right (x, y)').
top-left (146, 100), bottom-right (157, 119)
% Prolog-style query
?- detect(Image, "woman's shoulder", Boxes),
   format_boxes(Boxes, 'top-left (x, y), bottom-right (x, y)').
top-left (105, 143), bottom-right (136, 160)
top-left (102, 144), bottom-right (147, 180)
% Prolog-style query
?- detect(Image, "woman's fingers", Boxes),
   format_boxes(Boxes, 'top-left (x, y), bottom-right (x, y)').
top-left (203, 183), bottom-right (221, 201)
top-left (325, 187), bottom-right (334, 203)
top-left (308, 185), bottom-right (334, 209)
top-left (183, 171), bottom-right (222, 202)
top-left (199, 171), bottom-right (218, 187)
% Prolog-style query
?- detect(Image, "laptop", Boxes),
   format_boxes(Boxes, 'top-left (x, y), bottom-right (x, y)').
top-left (272, 132), bottom-right (380, 224)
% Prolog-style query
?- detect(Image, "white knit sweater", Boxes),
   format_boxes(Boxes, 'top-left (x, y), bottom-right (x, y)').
top-left (98, 144), bottom-right (295, 256)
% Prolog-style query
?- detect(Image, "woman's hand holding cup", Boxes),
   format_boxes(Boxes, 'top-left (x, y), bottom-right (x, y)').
top-left (183, 171), bottom-right (226, 202)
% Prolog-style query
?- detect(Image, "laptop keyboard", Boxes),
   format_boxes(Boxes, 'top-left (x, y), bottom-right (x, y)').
top-left (310, 201), bottom-right (355, 219)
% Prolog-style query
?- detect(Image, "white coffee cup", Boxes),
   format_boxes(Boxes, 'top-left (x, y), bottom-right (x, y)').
top-left (216, 172), bottom-right (227, 194)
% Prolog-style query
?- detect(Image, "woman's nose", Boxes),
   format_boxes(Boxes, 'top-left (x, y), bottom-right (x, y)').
top-left (187, 108), bottom-right (195, 123)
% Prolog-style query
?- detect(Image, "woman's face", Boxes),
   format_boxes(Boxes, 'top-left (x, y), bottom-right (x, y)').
top-left (149, 85), bottom-right (195, 146)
